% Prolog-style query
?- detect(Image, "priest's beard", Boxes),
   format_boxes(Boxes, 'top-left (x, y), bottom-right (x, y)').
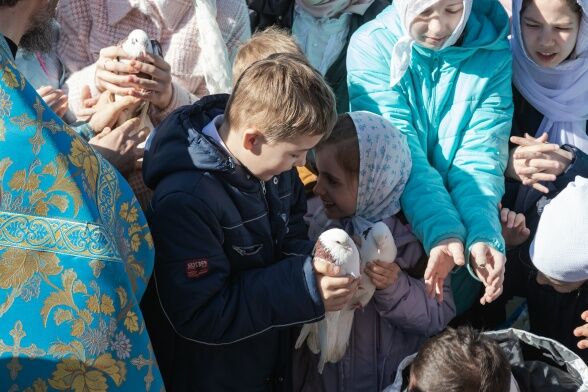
top-left (19, 1), bottom-right (59, 53)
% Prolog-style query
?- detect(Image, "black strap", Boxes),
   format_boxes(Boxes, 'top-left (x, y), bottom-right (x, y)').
top-left (3, 35), bottom-right (17, 59)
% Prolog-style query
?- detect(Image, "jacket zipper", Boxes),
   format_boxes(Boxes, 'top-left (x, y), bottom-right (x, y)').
top-left (430, 54), bottom-right (441, 135)
top-left (260, 180), bottom-right (268, 211)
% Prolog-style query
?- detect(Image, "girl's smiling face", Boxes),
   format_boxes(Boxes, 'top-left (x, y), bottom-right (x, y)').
top-left (313, 143), bottom-right (358, 219)
top-left (410, 0), bottom-right (465, 49)
top-left (521, 0), bottom-right (581, 68)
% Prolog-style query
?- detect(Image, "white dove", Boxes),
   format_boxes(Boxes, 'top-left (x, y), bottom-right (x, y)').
top-left (114, 29), bottom-right (161, 128)
top-left (354, 222), bottom-right (398, 308)
top-left (295, 228), bottom-right (360, 373)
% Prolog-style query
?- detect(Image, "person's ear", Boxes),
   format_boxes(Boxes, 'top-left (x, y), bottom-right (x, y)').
top-left (242, 128), bottom-right (264, 154)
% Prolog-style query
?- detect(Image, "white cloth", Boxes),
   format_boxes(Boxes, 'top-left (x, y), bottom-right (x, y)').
top-left (348, 111), bottom-right (412, 234)
top-left (389, 0), bottom-right (472, 87)
top-left (511, 0), bottom-right (588, 153)
top-left (195, 0), bottom-right (233, 94)
top-left (292, 5), bottom-right (351, 74)
top-left (530, 176), bottom-right (588, 283)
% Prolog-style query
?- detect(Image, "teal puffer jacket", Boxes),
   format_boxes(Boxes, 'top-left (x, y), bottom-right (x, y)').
top-left (347, 0), bottom-right (513, 314)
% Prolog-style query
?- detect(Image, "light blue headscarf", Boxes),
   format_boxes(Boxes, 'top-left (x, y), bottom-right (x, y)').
top-left (307, 111), bottom-right (412, 240)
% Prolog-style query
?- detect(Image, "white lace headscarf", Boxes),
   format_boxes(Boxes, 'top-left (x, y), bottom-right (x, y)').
top-left (389, 0), bottom-right (473, 87)
top-left (512, 0), bottom-right (588, 152)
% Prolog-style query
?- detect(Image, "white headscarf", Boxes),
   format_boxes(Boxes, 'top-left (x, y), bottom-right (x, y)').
top-left (389, 0), bottom-right (473, 87)
top-left (347, 111), bottom-right (412, 234)
top-left (512, 0), bottom-right (588, 152)
top-left (195, 0), bottom-right (234, 94)
top-left (530, 176), bottom-right (588, 283)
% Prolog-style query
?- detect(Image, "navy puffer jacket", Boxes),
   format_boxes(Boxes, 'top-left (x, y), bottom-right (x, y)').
top-left (141, 94), bottom-right (324, 391)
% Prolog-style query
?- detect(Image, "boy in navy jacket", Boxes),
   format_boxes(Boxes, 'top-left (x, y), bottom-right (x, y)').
top-left (141, 53), bottom-right (358, 391)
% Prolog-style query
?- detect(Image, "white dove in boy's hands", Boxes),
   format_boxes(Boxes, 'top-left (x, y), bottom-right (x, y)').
top-left (295, 228), bottom-right (360, 373)
top-left (312, 228), bottom-right (360, 276)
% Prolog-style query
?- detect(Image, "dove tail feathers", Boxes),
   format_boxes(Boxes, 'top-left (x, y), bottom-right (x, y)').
top-left (295, 323), bottom-right (321, 355)
top-left (306, 324), bottom-right (320, 354)
top-left (330, 310), bottom-right (354, 363)
top-left (295, 324), bottom-right (310, 350)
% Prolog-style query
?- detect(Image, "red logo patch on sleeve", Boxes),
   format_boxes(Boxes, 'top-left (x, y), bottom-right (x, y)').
top-left (185, 259), bottom-right (209, 279)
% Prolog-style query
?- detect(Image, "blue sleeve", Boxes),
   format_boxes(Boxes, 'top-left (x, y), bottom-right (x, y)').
top-left (149, 191), bottom-right (324, 345)
top-left (347, 29), bottom-right (466, 254)
top-left (449, 56), bottom-right (512, 256)
top-left (69, 121), bottom-right (95, 141)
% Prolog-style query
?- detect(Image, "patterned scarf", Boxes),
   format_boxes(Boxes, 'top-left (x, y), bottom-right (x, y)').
top-left (348, 111), bottom-right (412, 234)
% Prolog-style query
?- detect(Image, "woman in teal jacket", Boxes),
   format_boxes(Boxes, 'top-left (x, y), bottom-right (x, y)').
top-left (347, 0), bottom-right (513, 315)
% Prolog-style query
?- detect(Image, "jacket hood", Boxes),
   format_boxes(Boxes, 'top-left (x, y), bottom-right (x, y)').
top-left (379, 0), bottom-right (510, 58)
top-left (143, 94), bottom-right (242, 190)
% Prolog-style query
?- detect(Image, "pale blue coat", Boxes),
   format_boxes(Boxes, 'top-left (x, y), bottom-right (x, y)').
top-left (347, 0), bottom-right (513, 314)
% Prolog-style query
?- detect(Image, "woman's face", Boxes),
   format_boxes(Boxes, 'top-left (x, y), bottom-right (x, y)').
top-left (410, 0), bottom-right (465, 49)
top-left (521, 0), bottom-right (581, 68)
top-left (313, 144), bottom-right (358, 219)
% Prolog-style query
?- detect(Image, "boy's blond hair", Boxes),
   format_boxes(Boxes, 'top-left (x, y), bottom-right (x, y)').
top-left (226, 52), bottom-right (337, 143)
top-left (232, 27), bottom-right (303, 83)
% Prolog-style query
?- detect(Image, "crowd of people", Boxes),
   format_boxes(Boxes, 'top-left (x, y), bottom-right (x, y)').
top-left (0, 0), bottom-right (587, 391)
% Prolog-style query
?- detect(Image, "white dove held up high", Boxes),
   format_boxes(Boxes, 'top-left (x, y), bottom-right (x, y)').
top-left (114, 29), bottom-right (159, 128)
top-left (295, 228), bottom-right (360, 373)
top-left (354, 221), bottom-right (397, 308)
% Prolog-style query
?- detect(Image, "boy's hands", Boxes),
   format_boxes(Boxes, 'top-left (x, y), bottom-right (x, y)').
top-left (500, 207), bottom-right (531, 247)
top-left (365, 260), bottom-right (400, 290)
top-left (574, 311), bottom-right (588, 349)
top-left (470, 242), bottom-right (505, 305)
top-left (425, 238), bottom-right (465, 302)
top-left (313, 257), bottom-right (359, 312)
